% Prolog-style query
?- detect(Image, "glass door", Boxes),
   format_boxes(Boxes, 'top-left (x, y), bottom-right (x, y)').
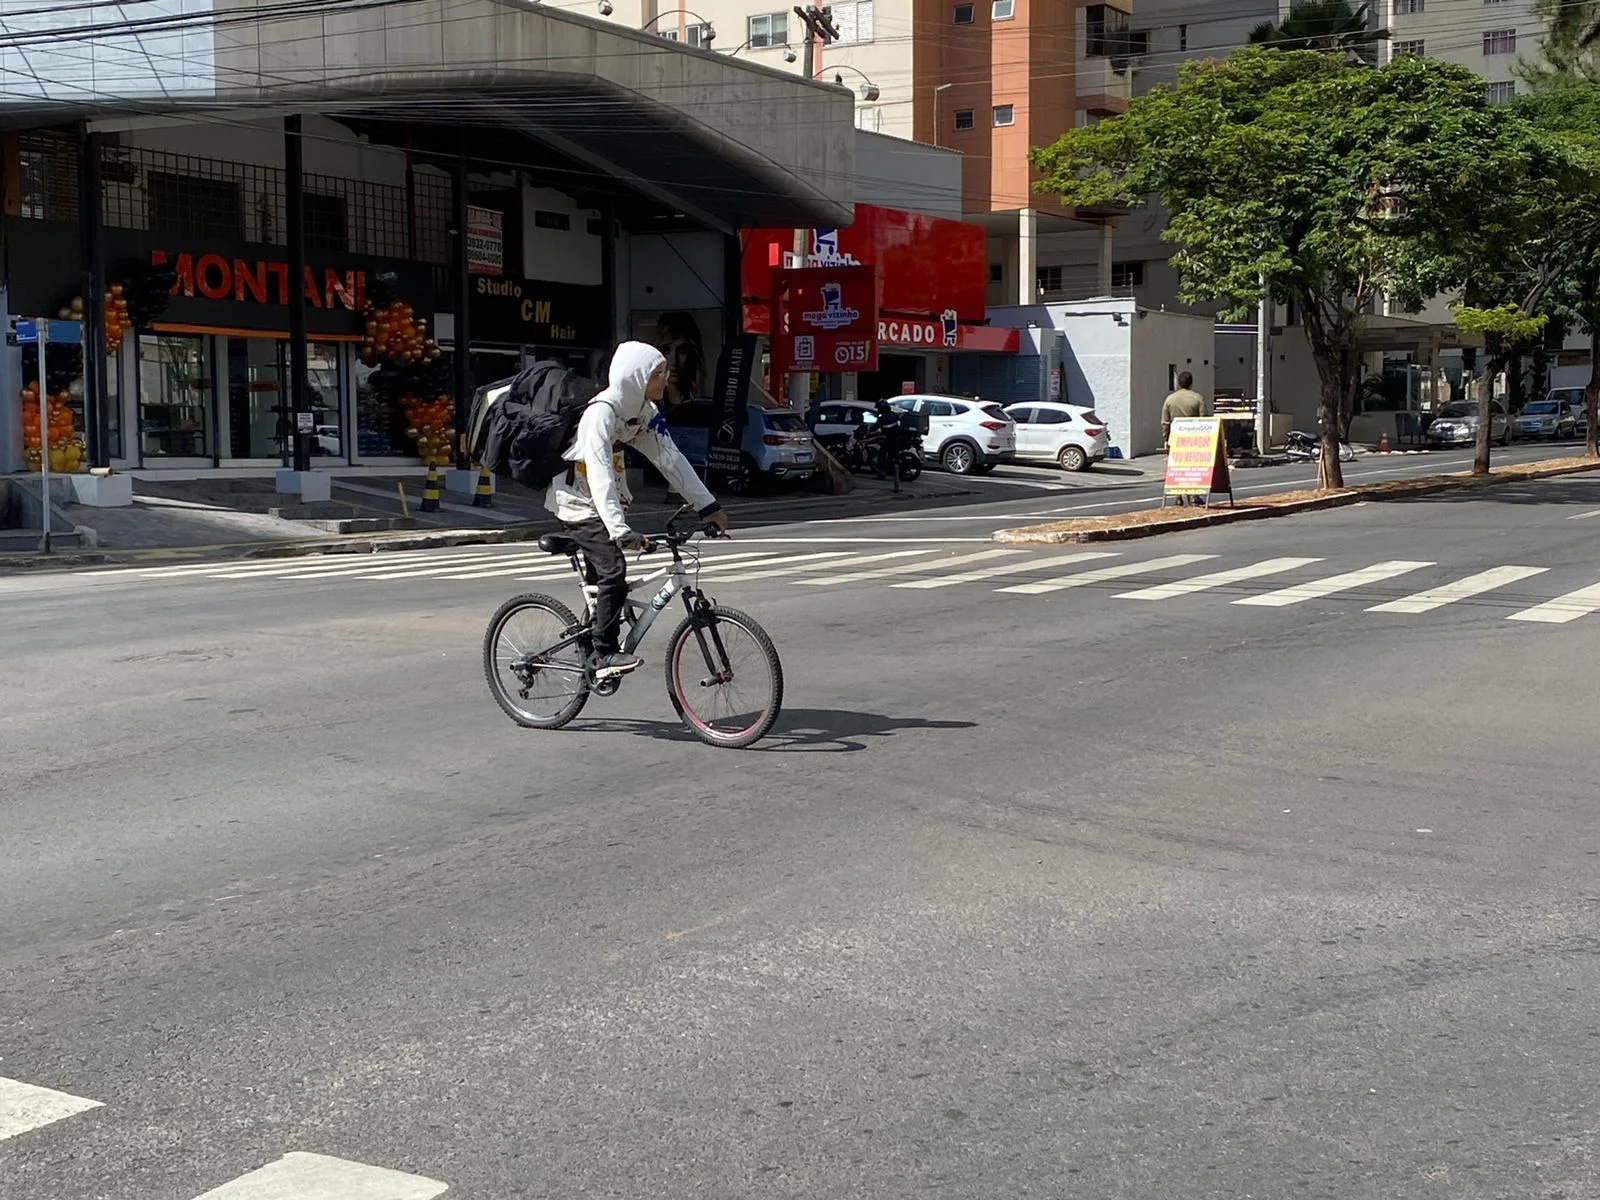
top-left (137, 333), bottom-right (216, 466)
top-left (223, 337), bottom-right (347, 463)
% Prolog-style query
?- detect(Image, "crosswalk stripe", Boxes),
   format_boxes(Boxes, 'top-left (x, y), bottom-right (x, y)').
top-left (1233, 560), bottom-right (1434, 608)
top-left (1369, 565), bottom-right (1549, 614)
top-left (0, 1076), bottom-right (103, 1141)
top-left (796, 548), bottom-right (1020, 587)
top-left (190, 1151), bottom-right (447, 1199)
top-left (99, 548), bottom-right (501, 579)
top-left (208, 552), bottom-right (507, 580)
top-left (1506, 580), bottom-right (1600, 624)
top-left (891, 550), bottom-right (1119, 589)
top-left (1116, 556), bottom-right (1322, 601)
top-left (699, 550), bottom-right (861, 582)
top-left (714, 547), bottom-right (936, 583)
top-left (507, 550), bottom-right (788, 583)
top-left (996, 554), bottom-right (1217, 595)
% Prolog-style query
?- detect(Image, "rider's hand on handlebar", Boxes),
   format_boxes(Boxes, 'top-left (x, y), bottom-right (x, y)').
top-left (704, 511), bottom-right (731, 538)
top-left (621, 533), bottom-right (656, 555)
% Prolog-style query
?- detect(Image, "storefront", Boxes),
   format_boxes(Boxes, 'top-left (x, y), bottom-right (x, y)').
top-left (436, 273), bottom-right (611, 391)
top-left (5, 218), bottom-right (437, 468)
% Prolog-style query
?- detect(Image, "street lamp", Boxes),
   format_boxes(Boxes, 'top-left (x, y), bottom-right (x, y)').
top-left (613, 7), bottom-right (716, 44)
top-left (725, 37), bottom-right (798, 62)
top-left (831, 64), bottom-right (880, 102)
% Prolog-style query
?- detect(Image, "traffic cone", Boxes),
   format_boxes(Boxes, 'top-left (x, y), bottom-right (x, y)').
top-left (472, 462), bottom-right (493, 508)
top-left (420, 463), bottom-right (442, 513)
top-left (1378, 431), bottom-right (1391, 454)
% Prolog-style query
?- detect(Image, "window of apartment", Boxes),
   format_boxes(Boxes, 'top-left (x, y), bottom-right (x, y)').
top-left (147, 171), bottom-right (243, 241)
top-left (533, 209), bottom-right (572, 231)
top-left (1485, 80), bottom-right (1516, 103)
top-left (684, 21), bottom-right (712, 47)
top-left (747, 12), bottom-right (789, 47)
top-left (953, 3), bottom-right (974, 24)
top-left (953, 108), bottom-right (975, 130)
top-left (1393, 0), bottom-right (1423, 13)
top-left (992, 0), bottom-right (1014, 19)
top-left (1179, 22), bottom-right (1187, 50)
top-left (1086, 4), bottom-right (1129, 57)
top-left (1393, 39), bottom-right (1425, 56)
top-left (988, 263), bottom-right (1004, 283)
top-left (992, 104), bottom-right (1015, 126)
top-left (1111, 260), bottom-right (1145, 289)
top-left (831, 0), bottom-right (874, 44)
top-left (854, 106), bottom-right (882, 132)
top-left (1483, 29), bottom-right (1516, 55)
top-left (1036, 266), bottom-right (1064, 295)
top-left (1127, 29), bottom-right (1150, 56)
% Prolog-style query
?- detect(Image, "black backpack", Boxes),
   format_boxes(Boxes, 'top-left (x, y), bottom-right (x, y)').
top-left (469, 361), bottom-right (601, 489)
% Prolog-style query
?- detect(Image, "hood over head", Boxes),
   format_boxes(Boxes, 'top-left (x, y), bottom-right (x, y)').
top-left (599, 341), bottom-right (667, 425)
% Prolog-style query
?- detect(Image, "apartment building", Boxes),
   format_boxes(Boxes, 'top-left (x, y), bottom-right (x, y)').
top-left (558, 0), bottom-right (1133, 304)
top-left (1385, 0), bottom-right (1541, 105)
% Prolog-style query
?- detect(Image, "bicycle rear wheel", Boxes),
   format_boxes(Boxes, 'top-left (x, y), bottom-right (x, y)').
top-left (484, 593), bottom-right (590, 729)
top-left (665, 605), bottom-right (783, 749)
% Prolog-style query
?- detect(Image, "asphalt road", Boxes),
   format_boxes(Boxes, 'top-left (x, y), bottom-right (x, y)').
top-left (3, 469), bottom-right (1598, 1199)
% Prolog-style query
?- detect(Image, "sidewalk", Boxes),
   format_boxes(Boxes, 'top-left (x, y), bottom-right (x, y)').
top-left (0, 465), bottom-right (996, 570)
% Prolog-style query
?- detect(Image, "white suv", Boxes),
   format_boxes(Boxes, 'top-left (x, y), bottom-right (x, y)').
top-left (892, 394), bottom-right (1018, 475)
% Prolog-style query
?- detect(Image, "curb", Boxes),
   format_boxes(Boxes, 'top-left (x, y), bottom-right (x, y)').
top-left (993, 458), bottom-right (1600, 545)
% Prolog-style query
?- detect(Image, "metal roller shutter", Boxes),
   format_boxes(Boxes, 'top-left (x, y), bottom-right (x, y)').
top-left (950, 354), bottom-right (1041, 406)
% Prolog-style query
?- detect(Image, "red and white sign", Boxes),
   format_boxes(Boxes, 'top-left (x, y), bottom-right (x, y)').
top-left (770, 265), bottom-right (879, 382)
top-left (466, 206), bottom-right (503, 276)
top-left (877, 315), bottom-right (1022, 354)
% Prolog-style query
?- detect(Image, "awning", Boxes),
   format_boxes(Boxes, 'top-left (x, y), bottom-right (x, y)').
top-left (0, 0), bottom-right (855, 231)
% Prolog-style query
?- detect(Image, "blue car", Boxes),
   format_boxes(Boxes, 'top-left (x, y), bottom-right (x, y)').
top-left (660, 401), bottom-right (817, 492)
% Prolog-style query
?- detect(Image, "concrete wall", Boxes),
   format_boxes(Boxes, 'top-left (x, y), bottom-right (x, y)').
top-left (522, 188), bottom-right (602, 286)
top-left (851, 130), bottom-right (963, 220)
top-left (627, 232), bottom-right (724, 311)
top-left (1131, 309), bottom-right (1213, 456)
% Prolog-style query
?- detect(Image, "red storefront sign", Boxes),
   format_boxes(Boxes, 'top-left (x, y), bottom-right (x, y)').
top-left (743, 204), bottom-right (986, 333)
top-left (770, 265), bottom-right (879, 383)
top-left (151, 249), bottom-right (366, 312)
top-left (877, 314), bottom-right (1021, 353)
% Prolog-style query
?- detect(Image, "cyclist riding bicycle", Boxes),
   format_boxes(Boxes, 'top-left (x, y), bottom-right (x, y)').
top-left (546, 340), bottom-right (730, 680)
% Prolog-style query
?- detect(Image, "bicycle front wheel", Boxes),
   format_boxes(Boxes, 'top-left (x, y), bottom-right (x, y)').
top-left (484, 593), bottom-right (590, 729)
top-left (665, 605), bottom-right (784, 749)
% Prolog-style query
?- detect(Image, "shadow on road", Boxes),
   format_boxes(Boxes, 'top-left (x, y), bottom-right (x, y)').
top-left (574, 708), bottom-right (978, 753)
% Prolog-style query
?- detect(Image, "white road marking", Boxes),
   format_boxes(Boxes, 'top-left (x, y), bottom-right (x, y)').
top-left (0, 1077), bottom-right (103, 1141)
top-left (997, 554), bottom-right (1217, 596)
top-left (1116, 557), bottom-right (1323, 601)
top-left (1368, 565), bottom-right (1549, 614)
top-left (711, 547), bottom-right (937, 583)
top-left (892, 550), bottom-right (1118, 589)
top-left (1567, 508), bottom-right (1600, 520)
top-left (1234, 560), bottom-right (1434, 608)
top-left (1507, 581), bottom-right (1600, 624)
top-left (796, 548), bottom-right (1021, 586)
top-left (704, 551), bottom-right (863, 582)
top-left (443, 550), bottom-right (783, 581)
top-left (189, 1151), bottom-right (447, 1199)
top-left (209, 552), bottom-right (515, 580)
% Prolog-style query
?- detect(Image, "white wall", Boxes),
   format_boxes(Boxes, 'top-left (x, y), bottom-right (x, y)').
top-left (1130, 310), bottom-right (1213, 457)
top-left (627, 231), bottom-right (724, 311)
top-left (851, 130), bottom-right (963, 220)
top-left (523, 188), bottom-right (602, 286)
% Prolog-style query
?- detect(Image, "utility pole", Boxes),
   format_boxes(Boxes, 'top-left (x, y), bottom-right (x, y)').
top-left (1257, 275), bottom-right (1272, 455)
top-left (789, 4), bottom-right (839, 411)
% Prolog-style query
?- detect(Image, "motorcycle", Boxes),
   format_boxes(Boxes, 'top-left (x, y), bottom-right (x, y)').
top-left (847, 414), bottom-right (923, 481)
top-left (1284, 427), bottom-right (1356, 464)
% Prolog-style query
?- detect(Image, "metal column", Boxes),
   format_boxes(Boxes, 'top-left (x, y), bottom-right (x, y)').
top-left (451, 157), bottom-right (472, 468)
top-left (78, 122), bottom-right (109, 467)
top-left (284, 115), bottom-right (311, 472)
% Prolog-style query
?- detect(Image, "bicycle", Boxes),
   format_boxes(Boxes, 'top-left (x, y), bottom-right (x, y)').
top-left (482, 505), bottom-right (784, 749)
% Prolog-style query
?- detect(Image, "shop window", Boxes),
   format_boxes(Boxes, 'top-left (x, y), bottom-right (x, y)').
top-left (992, 104), bottom-right (1015, 126)
top-left (953, 3), bottom-right (974, 23)
top-left (953, 109), bottom-right (975, 130)
top-left (147, 171), bottom-right (243, 241)
top-left (747, 12), bottom-right (789, 47)
top-left (1036, 266), bottom-right (1064, 295)
top-left (303, 192), bottom-right (348, 254)
top-left (138, 333), bottom-right (214, 460)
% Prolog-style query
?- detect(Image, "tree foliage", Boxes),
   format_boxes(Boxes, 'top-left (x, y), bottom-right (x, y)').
top-left (1519, 0), bottom-right (1600, 89)
top-left (1247, 0), bottom-right (1387, 65)
top-left (1030, 49), bottom-right (1563, 488)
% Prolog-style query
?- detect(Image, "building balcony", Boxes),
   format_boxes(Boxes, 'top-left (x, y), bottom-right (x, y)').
top-left (1076, 56), bottom-right (1131, 116)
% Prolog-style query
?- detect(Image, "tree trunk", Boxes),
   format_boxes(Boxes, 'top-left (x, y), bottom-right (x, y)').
top-left (1588, 321), bottom-right (1600, 459)
top-left (1474, 348), bottom-right (1505, 477)
top-left (1317, 373), bottom-right (1345, 490)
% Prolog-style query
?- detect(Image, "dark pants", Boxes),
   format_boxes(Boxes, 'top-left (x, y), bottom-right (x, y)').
top-left (565, 517), bottom-right (629, 655)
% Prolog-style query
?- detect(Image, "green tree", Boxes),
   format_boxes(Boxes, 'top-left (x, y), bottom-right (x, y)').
top-left (1519, 0), bottom-right (1600, 88)
top-left (1030, 49), bottom-right (1553, 488)
top-left (1247, 0), bottom-right (1387, 65)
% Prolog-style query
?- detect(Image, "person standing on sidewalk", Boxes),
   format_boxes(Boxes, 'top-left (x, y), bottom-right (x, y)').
top-left (1161, 372), bottom-right (1209, 506)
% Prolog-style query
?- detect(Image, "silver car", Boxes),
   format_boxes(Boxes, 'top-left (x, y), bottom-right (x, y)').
top-left (1515, 397), bottom-right (1577, 441)
top-left (1427, 400), bottom-right (1510, 448)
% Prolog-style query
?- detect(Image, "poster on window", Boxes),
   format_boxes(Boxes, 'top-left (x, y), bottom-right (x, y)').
top-left (466, 206), bottom-right (503, 276)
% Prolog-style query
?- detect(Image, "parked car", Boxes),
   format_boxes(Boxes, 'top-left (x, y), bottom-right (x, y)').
top-left (889, 393), bottom-right (1018, 475)
top-left (662, 401), bottom-right (816, 491)
top-left (1004, 402), bottom-right (1109, 471)
top-left (1515, 396), bottom-right (1578, 441)
top-left (810, 400), bottom-right (882, 456)
top-left (1549, 387), bottom-right (1589, 440)
top-left (1426, 400), bottom-right (1510, 448)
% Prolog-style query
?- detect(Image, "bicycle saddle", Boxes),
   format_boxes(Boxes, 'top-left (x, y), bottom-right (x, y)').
top-left (538, 534), bottom-right (580, 556)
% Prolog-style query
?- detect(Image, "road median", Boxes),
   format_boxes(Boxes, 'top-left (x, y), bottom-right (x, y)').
top-left (994, 454), bottom-right (1600, 545)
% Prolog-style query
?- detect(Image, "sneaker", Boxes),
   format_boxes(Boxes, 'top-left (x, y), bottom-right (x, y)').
top-left (589, 651), bottom-right (643, 680)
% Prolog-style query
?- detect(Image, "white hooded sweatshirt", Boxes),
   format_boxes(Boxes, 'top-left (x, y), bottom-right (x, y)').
top-left (544, 340), bottom-right (720, 542)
